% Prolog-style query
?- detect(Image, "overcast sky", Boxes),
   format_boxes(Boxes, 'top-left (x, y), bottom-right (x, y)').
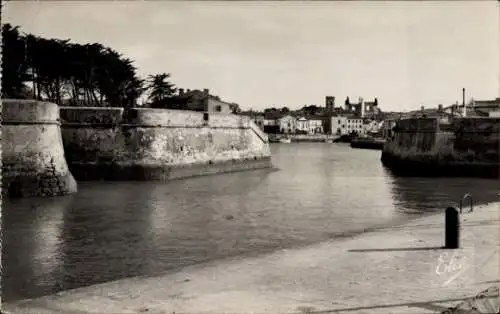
top-left (4, 1), bottom-right (499, 111)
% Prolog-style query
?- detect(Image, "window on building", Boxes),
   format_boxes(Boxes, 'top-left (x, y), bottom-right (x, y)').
top-left (215, 105), bottom-right (222, 112)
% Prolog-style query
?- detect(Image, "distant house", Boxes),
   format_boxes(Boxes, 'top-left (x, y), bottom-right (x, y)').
top-left (162, 88), bottom-right (233, 113)
top-left (330, 116), bottom-right (364, 136)
top-left (442, 98), bottom-right (500, 118)
top-left (381, 119), bottom-right (397, 139)
top-left (278, 114), bottom-right (297, 134)
top-left (470, 98), bottom-right (500, 117)
top-left (307, 116), bottom-right (324, 134)
top-left (262, 111), bottom-right (282, 133)
top-left (296, 117), bottom-right (309, 133)
top-left (408, 105), bottom-right (456, 124)
top-left (296, 116), bottom-right (324, 134)
top-left (239, 111), bottom-right (265, 130)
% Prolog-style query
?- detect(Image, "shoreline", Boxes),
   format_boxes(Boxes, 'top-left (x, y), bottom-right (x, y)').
top-left (4, 201), bottom-right (499, 313)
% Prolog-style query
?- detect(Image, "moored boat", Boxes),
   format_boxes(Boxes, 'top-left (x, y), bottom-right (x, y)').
top-left (350, 137), bottom-right (385, 150)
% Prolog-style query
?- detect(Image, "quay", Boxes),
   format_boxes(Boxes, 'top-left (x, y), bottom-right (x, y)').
top-left (268, 134), bottom-right (340, 143)
top-left (4, 202), bottom-right (499, 314)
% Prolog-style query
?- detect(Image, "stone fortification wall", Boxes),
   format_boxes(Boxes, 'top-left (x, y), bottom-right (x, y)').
top-left (2, 99), bottom-right (77, 197)
top-left (59, 107), bottom-right (272, 180)
top-left (381, 117), bottom-right (500, 177)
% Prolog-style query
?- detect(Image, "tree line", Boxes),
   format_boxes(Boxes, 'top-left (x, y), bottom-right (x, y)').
top-left (2, 23), bottom-right (240, 111)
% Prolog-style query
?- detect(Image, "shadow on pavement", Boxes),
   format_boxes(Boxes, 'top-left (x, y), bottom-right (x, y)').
top-left (301, 297), bottom-right (470, 313)
top-left (348, 246), bottom-right (443, 252)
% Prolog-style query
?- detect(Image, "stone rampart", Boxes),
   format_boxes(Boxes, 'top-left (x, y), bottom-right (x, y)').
top-left (381, 117), bottom-right (500, 177)
top-left (59, 107), bottom-right (272, 180)
top-left (2, 99), bottom-right (78, 197)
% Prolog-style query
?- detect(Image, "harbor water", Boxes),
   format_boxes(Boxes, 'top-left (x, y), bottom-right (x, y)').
top-left (3, 143), bottom-right (499, 302)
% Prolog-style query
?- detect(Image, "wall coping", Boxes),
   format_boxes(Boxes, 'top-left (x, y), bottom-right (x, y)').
top-left (2, 99), bottom-right (59, 123)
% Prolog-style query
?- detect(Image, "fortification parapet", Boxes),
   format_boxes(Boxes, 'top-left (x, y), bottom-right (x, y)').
top-left (59, 107), bottom-right (272, 181)
top-left (2, 99), bottom-right (78, 197)
top-left (381, 117), bottom-right (500, 177)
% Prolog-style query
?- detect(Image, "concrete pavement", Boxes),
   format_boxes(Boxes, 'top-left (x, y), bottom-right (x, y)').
top-left (3, 202), bottom-right (499, 314)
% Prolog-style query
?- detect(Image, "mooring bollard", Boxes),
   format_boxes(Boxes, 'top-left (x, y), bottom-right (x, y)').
top-left (460, 193), bottom-right (474, 213)
top-left (445, 207), bottom-right (460, 249)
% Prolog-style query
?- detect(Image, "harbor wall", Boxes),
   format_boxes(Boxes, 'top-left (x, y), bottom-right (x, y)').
top-left (381, 117), bottom-right (500, 177)
top-left (286, 134), bottom-right (339, 142)
top-left (59, 107), bottom-right (273, 180)
top-left (1, 99), bottom-right (78, 197)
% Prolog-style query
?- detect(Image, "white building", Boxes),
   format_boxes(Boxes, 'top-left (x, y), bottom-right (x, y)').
top-left (278, 115), bottom-right (297, 134)
top-left (308, 118), bottom-right (324, 134)
top-left (296, 117), bottom-right (309, 133)
top-left (330, 116), bottom-right (365, 135)
top-left (296, 116), bottom-right (324, 134)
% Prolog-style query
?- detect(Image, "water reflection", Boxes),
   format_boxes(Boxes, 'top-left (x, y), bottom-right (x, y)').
top-left (2, 195), bottom-right (73, 301)
top-left (387, 175), bottom-right (500, 214)
top-left (3, 143), bottom-right (499, 301)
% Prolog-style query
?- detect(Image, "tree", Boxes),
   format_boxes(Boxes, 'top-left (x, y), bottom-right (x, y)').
top-left (146, 73), bottom-right (177, 106)
top-left (302, 105), bottom-right (320, 116)
top-left (280, 107), bottom-right (290, 114)
top-left (230, 103), bottom-right (241, 114)
top-left (2, 23), bottom-right (145, 107)
top-left (2, 24), bottom-right (30, 98)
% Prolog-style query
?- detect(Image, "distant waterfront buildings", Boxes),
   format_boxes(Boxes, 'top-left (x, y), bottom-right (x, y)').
top-left (241, 95), bottom-right (384, 136)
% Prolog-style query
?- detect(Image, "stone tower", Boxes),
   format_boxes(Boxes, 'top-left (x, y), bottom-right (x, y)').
top-left (325, 96), bottom-right (335, 116)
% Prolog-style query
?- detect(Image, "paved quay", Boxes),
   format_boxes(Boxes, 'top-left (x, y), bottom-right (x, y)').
top-left (4, 202), bottom-right (499, 314)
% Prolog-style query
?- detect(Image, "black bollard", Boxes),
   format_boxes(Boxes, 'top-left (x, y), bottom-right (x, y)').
top-left (445, 207), bottom-right (460, 249)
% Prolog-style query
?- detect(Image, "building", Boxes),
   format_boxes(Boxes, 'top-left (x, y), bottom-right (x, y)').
top-left (381, 119), bottom-right (397, 139)
top-left (441, 98), bottom-right (500, 118)
top-left (308, 117), bottom-right (324, 134)
top-left (296, 117), bottom-right (309, 133)
top-left (342, 96), bottom-right (381, 120)
top-left (330, 116), bottom-right (364, 135)
top-left (278, 114), bottom-right (297, 134)
top-left (166, 88), bottom-right (234, 113)
top-left (469, 98), bottom-right (500, 117)
top-left (262, 111), bottom-right (282, 133)
top-left (296, 116), bottom-right (324, 134)
top-left (239, 111), bottom-right (265, 130)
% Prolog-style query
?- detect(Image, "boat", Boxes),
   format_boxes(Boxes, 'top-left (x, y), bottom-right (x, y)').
top-left (279, 137), bottom-right (292, 143)
top-left (333, 134), bottom-right (356, 143)
top-left (350, 137), bottom-right (385, 150)
top-left (268, 135), bottom-right (280, 143)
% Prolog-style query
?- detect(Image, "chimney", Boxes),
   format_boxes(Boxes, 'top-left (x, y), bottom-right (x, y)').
top-left (438, 104), bottom-right (443, 111)
top-left (462, 88), bottom-right (467, 117)
top-left (374, 97), bottom-right (378, 106)
top-left (179, 88), bottom-right (184, 95)
top-left (203, 88), bottom-right (209, 96)
top-left (421, 105), bottom-right (425, 112)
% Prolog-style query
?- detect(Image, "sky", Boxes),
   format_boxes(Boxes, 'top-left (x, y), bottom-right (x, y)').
top-left (4, 1), bottom-right (499, 112)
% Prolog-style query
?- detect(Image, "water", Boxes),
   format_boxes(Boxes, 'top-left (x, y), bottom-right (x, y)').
top-left (3, 143), bottom-right (499, 302)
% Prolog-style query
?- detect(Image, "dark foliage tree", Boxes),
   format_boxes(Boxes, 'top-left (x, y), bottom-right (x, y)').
top-left (2, 24), bottom-right (30, 98)
top-left (2, 23), bottom-right (145, 107)
top-left (146, 73), bottom-right (177, 107)
top-left (230, 103), bottom-right (241, 114)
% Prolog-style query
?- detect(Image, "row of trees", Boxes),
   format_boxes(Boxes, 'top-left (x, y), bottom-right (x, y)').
top-left (2, 23), bottom-right (184, 108)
